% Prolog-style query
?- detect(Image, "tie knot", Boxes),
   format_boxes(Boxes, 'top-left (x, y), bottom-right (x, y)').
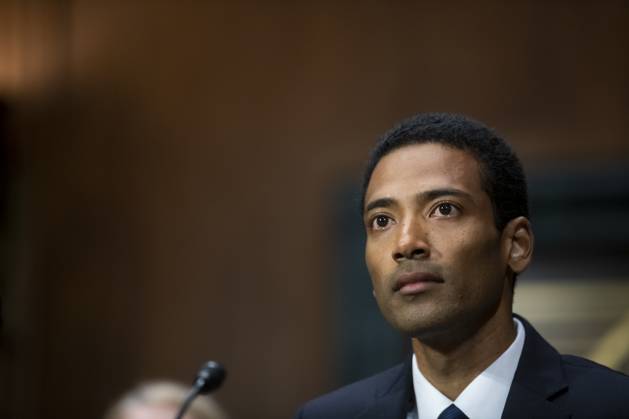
top-left (437, 404), bottom-right (468, 419)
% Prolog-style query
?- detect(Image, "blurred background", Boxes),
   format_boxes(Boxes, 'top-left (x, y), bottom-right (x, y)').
top-left (1, 1), bottom-right (628, 418)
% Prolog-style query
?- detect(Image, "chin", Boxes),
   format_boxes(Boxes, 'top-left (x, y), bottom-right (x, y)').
top-left (389, 313), bottom-right (420, 333)
top-left (384, 308), bottom-right (448, 337)
top-left (399, 322), bottom-right (447, 340)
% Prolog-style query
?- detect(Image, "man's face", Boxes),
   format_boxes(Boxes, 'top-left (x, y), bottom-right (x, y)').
top-left (363, 143), bottom-right (512, 340)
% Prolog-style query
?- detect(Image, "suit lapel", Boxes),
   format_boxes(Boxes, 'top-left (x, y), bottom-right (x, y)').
top-left (354, 316), bottom-right (573, 419)
top-left (356, 357), bottom-right (414, 419)
top-left (502, 381), bottom-right (570, 419)
top-left (503, 315), bottom-right (571, 419)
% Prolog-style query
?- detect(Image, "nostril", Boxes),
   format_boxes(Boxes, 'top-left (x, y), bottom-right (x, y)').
top-left (393, 248), bottom-right (426, 262)
top-left (411, 249), bottom-right (425, 258)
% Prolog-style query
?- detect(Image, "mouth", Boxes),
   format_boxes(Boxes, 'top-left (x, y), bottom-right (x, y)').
top-left (393, 271), bottom-right (444, 295)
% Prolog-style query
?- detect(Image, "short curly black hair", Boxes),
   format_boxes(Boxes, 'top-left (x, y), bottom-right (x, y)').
top-left (361, 113), bottom-right (528, 231)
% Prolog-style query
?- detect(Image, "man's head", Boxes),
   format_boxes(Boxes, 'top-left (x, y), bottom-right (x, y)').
top-left (362, 113), bottom-right (533, 343)
top-left (362, 113), bottom-right (528, 231)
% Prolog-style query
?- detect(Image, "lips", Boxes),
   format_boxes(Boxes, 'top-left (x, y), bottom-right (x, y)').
top-left (394, 271), bottom-right (443, 295)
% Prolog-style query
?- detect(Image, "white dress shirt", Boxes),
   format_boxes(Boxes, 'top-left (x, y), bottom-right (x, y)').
top-left (406, 318), bottom-right (525, 419)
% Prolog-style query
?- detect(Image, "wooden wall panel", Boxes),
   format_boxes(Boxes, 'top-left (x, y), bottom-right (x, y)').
top-left (2, 2), bottom-right (628, 418)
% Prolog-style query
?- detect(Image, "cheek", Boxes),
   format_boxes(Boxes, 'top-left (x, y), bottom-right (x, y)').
top-left (464, 238), bottom-right (506, 299)
top-left (441, 228), bottom-right (503, 279)
top-left (365, 239), bottom-right (381, 268)
top-left (365, 242), bottom-right (390, 288)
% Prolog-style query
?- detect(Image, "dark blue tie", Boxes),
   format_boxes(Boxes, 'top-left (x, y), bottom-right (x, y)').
top-left (437, 404), bottom-right (468, 419)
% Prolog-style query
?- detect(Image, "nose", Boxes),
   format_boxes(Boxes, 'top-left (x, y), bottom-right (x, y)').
top-left (392, 219), bottom-right (429, 263)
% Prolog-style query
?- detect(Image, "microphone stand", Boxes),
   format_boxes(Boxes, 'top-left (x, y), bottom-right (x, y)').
top-left (174, 361), bottom-right (226, 419)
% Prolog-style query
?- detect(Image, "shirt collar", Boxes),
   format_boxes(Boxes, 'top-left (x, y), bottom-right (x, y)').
top-left (411, 317), bottom-right (526, 419)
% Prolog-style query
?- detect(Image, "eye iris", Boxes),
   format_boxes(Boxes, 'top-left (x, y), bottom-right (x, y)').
top-left (439, 203), bottom-right (452, 215)
top-left (376, 216), bottom-right (389, 227)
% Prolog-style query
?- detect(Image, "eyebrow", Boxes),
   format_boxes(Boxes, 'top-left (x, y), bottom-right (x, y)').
top-left (364, 188), bottom-right (472, 214)
top-left (364, 197), bottom-right (395, 213)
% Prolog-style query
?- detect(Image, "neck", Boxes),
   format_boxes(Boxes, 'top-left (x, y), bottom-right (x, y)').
top-left (411, 304), bottom-right (516, 401)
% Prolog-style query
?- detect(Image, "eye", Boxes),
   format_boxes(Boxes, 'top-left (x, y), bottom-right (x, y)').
top-left (430, 202), bottom-right (459, 218)
top-left (371, 214), bottom-right (393, 230)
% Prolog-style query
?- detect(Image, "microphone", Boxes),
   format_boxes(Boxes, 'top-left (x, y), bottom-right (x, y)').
top-left (174, 361), bottom-right (227, 419)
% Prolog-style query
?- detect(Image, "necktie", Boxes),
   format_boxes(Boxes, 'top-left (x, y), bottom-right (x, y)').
top-left (437, 404), bottom-right (468, 419)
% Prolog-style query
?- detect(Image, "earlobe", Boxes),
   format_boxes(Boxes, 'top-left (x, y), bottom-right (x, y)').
top-left (505, 216), bottom-right (534, 274)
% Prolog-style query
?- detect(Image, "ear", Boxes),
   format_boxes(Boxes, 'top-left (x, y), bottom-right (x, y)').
top-left (502, 216), bottom-right (534, 275)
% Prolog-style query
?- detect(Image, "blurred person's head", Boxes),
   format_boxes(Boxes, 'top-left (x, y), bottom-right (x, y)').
top-left (105, 381), bottom-right (228, 419)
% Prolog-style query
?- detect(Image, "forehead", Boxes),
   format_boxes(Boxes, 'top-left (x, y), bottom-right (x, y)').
top-left (365, 143), bottom-right (485, 205)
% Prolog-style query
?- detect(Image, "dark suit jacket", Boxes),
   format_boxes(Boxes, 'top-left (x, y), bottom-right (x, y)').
top-left (294, 316), bottom-right (629, 419)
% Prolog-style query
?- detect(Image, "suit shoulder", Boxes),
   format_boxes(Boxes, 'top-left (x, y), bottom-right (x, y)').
top-left (294, 363), bottom-right (407, 419)
top-left (561, 354), bottom-right (629, 382)
top-left (560, 354), bottom-right (629, 406)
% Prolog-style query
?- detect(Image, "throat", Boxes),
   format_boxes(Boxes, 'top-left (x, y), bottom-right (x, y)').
top-left (411, 315), bottom-right (517, 400)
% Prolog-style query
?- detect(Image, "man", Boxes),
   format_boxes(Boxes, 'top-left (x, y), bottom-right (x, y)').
top-left (294, 113), bottom-right (629, 419)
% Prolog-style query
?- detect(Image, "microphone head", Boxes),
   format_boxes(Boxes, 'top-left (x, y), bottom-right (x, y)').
top-left (194, 361), bottom-right (226, 394)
